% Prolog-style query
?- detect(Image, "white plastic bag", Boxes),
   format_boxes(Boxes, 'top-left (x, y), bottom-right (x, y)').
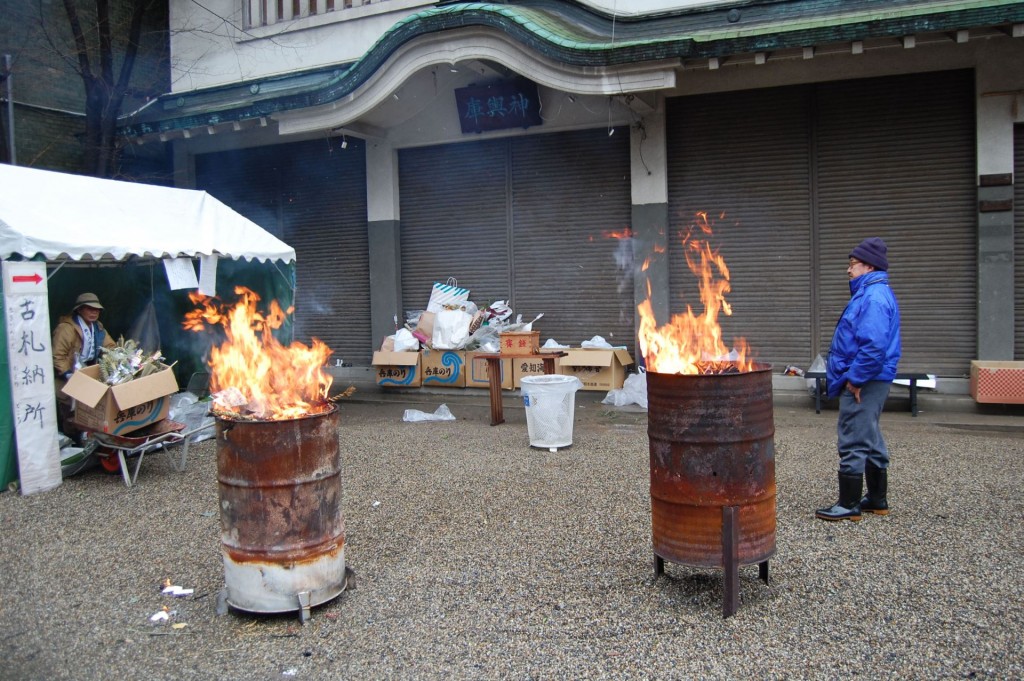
top-left (601, 368), bottom-right (648, 409)
top-left (427, 279), bottom-right (470, 314)
top-left (582, 335), bottom-right (614, 349)
top-left (468, 324), bottom-right (501, 352)
top-left (393, 328), bottom-right (419, 352)
top-left (806, 353), bottom-right (826, 396)
top-left (402, 404), bottom-right (456, 422)
top-left (432, 309), bottom-right (473, 349)
top-left (168, 391), bottom-right (215, 443)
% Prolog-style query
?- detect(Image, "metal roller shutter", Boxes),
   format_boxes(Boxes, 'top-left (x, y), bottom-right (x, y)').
top-left (195, 138), bottom-right (372, 365)
top-left (279, 139), bottom-right (371, 365)
top-left (398, 140), bottom-right (511, 316)
top-left (666, 71), bottom-right (975, 376)
top-left (816, 71), bottom-right (976, 377)
top-left (511, 129), bottom-right (633, 350)
top-left (195, 146), bottom-right (284, 240)
top-left (399, 130), bottom-right (632, 352)
top-left (666, 87), bottom-right (814, 369)
top-left (1015, 125), bottom-right (1024, 360)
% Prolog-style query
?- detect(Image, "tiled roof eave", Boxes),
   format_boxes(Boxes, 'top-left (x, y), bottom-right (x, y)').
top-left (120, 1), bottom-right (1024, 137)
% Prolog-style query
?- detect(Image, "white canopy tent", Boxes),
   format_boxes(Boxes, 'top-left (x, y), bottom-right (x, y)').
top-left (0, 164), bottom-right (295, 263)
top-left (0, 163), bottom-right (296, 494)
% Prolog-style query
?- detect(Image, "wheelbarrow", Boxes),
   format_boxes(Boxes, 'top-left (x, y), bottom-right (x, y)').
top-left (85, 418), bottom-right (212, 488)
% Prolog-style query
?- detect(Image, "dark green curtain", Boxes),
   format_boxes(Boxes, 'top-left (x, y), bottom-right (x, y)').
top-left (0, 291), bottom-right (17, 490)
top-left (45, 258), bottom-right (296, 387)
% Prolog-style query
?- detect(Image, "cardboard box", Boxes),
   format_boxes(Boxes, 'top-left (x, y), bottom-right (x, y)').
top-left (420, 349), bottom-right (467, 388)
top-left (512, 356), bottom-right (560, 388)
top-left (466, 351), bottom-right (513, 390)
top-left (63, 364), bottom-right (179, 436)
top-left (970, 360), bottom-right (1024, 404)
top-left (500, 331), bottom-right (540, 355)
top-left (372, 351), bottom-right (421, 387)
top-left (559, 348), bottom-right (634, 391)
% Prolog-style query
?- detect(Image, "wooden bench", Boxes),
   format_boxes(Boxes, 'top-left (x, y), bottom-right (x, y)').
top-left (473, 352), bottom-right (567, 425)
top-left (804, 371), bottom-right (931, 417)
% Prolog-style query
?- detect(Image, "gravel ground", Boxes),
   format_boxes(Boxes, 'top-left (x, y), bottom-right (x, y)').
top-left (1, 388), bottom-right (1022, 680)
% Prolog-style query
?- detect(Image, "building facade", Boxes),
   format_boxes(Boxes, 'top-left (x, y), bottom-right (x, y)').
top-left (0, 0), bottom-right (170, 178)
top-left (123, 0), bottom-right (1024, 381)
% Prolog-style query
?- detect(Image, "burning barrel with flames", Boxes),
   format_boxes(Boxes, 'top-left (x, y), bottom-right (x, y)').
top-left (647, 366), bottom-right (775, 590)
top-left (186, 287), bottom-right (349, 622)
top-left (638, 214), bottom-right (776, 617)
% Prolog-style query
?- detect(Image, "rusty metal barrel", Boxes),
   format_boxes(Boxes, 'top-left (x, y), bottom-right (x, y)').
top-left (647, 364), bottom-right (776, 569)
top-left (216, 403), bottom-right (345, 615)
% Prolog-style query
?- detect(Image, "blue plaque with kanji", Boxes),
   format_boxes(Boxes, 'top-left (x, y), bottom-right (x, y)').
top-left (455, 78), bottom-right (543, 134)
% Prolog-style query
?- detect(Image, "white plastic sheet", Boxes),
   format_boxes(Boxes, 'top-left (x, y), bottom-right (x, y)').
top-left (402, 404), bottom-right (456, 422)
top-left (601, 369), bottom-right (648, 409)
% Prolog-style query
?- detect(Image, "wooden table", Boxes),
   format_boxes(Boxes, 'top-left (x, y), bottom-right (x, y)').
top-left (474, 352), bottom-right (567, 425)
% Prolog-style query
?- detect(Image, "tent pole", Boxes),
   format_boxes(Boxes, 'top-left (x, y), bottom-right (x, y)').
top-left (3, 54), bottom-right (14, 166)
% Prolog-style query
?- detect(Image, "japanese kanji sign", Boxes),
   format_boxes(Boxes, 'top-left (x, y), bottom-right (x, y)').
top-left (3, 261), bottom-right (61, 494)
top-left (455, 78), bottom-right (543, 134)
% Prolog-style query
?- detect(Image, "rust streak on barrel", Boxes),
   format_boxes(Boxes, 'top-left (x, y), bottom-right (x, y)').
top-left (217, 403), bottom-right (345, 613)
top-left (647, 364), bottom-right (776, 569)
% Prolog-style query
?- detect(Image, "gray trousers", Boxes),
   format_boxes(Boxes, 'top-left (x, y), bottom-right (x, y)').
top-left (836, 380), bottom-right (891, 475)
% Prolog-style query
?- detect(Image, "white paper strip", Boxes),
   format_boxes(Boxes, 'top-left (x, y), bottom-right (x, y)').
top-left (199, 255), bottom-right (218, 296)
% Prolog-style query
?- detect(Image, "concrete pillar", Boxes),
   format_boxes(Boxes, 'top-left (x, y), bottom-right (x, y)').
top-left (366, 140), bottom-right (403, 348)
top-left (630, 101), bottom-right (670, 366)
top-left (975, 60), bottom-right (1019, 360)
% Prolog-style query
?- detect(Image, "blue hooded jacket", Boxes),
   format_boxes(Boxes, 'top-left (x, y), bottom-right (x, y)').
top-left (826, 270), bottom-right (901, 398)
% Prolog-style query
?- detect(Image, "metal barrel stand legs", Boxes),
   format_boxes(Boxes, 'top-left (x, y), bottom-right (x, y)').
top-left (654, 506), bottom-right (771, 618)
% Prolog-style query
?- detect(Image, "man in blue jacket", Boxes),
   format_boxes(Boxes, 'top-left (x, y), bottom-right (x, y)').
top-left (816, 237), bottom-right (901, 521)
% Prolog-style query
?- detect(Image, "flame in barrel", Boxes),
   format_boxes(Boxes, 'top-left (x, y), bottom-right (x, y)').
top-left (184, 286), bottom-right (333, 420)
top-left (637, 212), bottom-right (753, 374)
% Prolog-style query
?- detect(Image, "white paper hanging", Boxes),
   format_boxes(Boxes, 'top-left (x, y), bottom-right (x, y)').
top-left (163, 257), bottom-right (199, 290)
top-left (199, 254), bottom-right (218, 296)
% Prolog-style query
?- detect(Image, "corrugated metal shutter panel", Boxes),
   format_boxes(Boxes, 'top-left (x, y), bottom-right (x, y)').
top-left (279, 139), bottom-right (371, 366)
top-left (666, 87), bottom-right (814, 369)
top-left (1015, 125), bottom-right (1024, 360)
top-left (194, 139), bottom-right (372, 365)
top-left (511, 129), bottom-right (633, 350)
top-left (816, 71), bottom-right (976, 377)
top-left (398, 140), bottom-right (511, 316)
top-left (195, 146), bottom-right (284, 240)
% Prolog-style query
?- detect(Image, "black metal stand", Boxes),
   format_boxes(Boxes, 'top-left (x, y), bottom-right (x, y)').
top-left (653, 506), bottom-right (771, 618)
top-left (721, 505), bottom-right (770, 618)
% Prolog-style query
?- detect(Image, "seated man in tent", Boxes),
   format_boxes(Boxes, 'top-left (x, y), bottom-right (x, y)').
top-left (52, 293), bottom-right (116, 438)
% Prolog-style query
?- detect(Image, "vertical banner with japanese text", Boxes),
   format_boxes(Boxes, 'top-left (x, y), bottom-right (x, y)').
top-left (2, 261), bottom-right (61, 494)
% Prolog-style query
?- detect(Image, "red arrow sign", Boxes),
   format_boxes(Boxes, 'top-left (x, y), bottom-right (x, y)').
top-left (12, 273), bottom-right (43, 284)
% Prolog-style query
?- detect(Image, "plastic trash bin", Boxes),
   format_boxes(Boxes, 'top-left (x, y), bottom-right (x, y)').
top-left (520, 375), bottom-right (583, 451)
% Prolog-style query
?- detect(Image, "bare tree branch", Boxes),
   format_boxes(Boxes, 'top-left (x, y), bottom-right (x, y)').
top-left (60, 0), bottom-right (94, 86)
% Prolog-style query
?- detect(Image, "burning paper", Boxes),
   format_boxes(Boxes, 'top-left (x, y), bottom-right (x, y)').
top-left (638, 211), bottom-right (753, 375)
top-left (184, 286), bottom-right (333, 420)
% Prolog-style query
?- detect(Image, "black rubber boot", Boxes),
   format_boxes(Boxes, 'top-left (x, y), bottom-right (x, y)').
top-left (860, 465), bottom-right (889, 515)
top-left (815, 473), bottom-right (863, 522)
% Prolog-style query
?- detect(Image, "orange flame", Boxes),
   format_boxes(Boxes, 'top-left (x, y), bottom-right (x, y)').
top-left (183, 286), bottom-right (333, 420)
top-left (637, 212), bottom-right (753, 374)
top-left (588, 227), bottom-right (633, 242)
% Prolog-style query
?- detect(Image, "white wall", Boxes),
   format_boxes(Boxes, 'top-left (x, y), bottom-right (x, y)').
top-left (168, 0), bottom-right (736, 93)
top-left (169, 0), bottom-right (431, 92)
